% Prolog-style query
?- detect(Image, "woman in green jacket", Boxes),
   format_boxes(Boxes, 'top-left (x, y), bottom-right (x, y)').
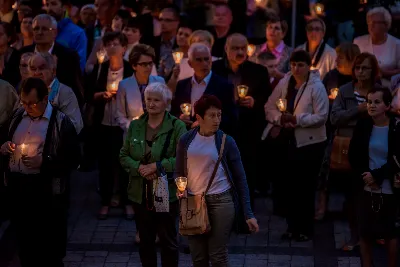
top-left (119, 82), bottom-right (187, 267)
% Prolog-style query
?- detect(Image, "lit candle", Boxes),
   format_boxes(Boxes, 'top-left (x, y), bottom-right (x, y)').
top-left (247, 44), bottom-right (256, 57)
top-left (132, 116), bottom-right (140, 120)
top-left (315, 3), bottom-right (324, 15)
top-left (237, 85), bottom-right (249, 98)
top-left (276, 98), bottom-right (287, 112)
top-left (330, 88), bottom-right (339, 99)
top-left (180, 103), bottom-right (192, 116)
top-left (255, 0), bottom-right (263, 6)
top-left (172, 51), bottom-right (184, 64)
top-left (20, 143), bottom-right (27, 156)
top-left (175, 177), bottom-right (188, 192)
top-left (96, 49), bottom-right (106, 64)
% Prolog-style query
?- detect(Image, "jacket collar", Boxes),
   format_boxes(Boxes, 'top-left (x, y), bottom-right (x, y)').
top-left (134, 111), bottom-right (176, 137)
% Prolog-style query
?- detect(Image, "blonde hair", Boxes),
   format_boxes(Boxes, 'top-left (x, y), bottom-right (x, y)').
top-left (188, 30), bottom-right (214, 47)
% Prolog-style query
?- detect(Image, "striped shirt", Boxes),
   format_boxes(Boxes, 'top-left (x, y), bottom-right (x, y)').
top-left (354, 91), bottom-right (366, 105)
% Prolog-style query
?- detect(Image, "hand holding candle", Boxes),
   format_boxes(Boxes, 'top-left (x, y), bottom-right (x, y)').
top-left (172, 51), bottom-right (184, 64)
top-left (237, 85), bottom-right (249, 98)
top-left (96, 49), bottom-right (107, 64)
top-left (330, 88), bottom-right (339, 99)
top-left (20, 143), bottom-right (27, 156)
top-left (175, 177), bottom-right (188, 198)
top-left (180, 103), bottom-right (192, 116)
top-left (276, 98), bottom-right (287, 112)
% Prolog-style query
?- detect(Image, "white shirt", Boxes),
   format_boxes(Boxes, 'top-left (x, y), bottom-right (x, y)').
top-left (187, 133), bottom-right (231, 195)
top-left (35, 42), bottom-right (55, 54)
top-left (190, 71), bottom-right (213, 115)
top-left (178, 57), bottom-right (219, 81)
top-left (102, 67), bottom-right (124, 126)
top-left (9, 103), bottom-right (53, 174)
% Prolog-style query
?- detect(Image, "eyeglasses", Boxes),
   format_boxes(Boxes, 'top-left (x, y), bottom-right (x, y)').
top-left (33, 26), bottom-right (54, 33)
top-left (306, 26), bottom-right (323, 32)
top-left (290, 62), bottom-right (307, 68)
top-left (20, 100), bottom-right (41, 108)
top-left (136, 61), bottom-right (153, 67)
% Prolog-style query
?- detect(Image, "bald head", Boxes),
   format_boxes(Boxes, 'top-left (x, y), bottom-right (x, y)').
top-left (225, 33), bottom-right (248, 67)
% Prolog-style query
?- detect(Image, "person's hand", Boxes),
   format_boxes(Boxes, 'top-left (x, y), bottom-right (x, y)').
top-left (328, 94), bottom-right (336, 100)
top-left (179, 114), bottom-right (193, 125)
top-left (362, 172), bottom-right (375, 186)
top-left (358, 102), bottom-right (368, 113)
top-left (104, 91), bottom-right (113, 99)
top-left (269, 126), bottom-right (281, 139)
top-left (0, 141), bottom-right (15, 155)
top-left (281, 114), bottom-right (296, 125)
top-left (283, 122), bottom-right (296, 128)
top-left (239, 96), bottom-right (255, 108)
top-left (140, 163), bottom-right (157, 177)
top-left (21, 154), bottom-right (42, 169)
top-left (176, 190), bottom-right (187, 199)
top-left (172, 64), bottom-right (180, 79)
top-left (246, 218), bottom-right (259, 233)
top-left (191, 121), bottom-right (199, 128)
top-left (145, 173), bottom-right (158, 181)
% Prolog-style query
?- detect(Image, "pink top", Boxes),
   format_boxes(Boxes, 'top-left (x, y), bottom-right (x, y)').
top-left (260, 41), bottom-right (285, 61)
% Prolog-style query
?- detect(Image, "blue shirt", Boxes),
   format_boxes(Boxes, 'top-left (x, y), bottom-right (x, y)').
top-left (56, 18), bottom-right (87, 71)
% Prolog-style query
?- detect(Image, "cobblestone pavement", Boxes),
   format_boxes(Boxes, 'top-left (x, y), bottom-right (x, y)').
top-left (0, 170), bottom-right (393, 267)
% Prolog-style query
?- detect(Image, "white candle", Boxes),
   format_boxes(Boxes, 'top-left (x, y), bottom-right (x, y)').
top-left (315, 3), bottom-right (324, 15)
top-left (172, 51), bottom-right (184, 64)
top-left (20, 143), bottom-right (27, 156)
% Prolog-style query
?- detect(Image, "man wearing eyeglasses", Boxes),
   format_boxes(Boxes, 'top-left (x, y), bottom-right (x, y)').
top-left (19, 14), bottom-right (84, 108)
top-left (0, 77), bottom-right (80, 267)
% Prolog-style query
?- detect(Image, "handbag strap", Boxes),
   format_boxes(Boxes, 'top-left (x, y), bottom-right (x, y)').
top-left (204, 134), bottom-right (227, 194)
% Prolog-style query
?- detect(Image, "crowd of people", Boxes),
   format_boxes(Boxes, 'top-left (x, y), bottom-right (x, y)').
top-left (1, 0), bottom-right (400, 266)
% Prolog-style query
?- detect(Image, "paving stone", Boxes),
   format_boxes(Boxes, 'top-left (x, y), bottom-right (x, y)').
top-left (85, 251), bottom-right (109, 257)
top-left (268, 254), bottom-right (291, 262)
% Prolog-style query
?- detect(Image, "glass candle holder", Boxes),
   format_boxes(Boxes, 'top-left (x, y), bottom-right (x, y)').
top-left (315, 3), bottom-right (324, 15)
top-left (247, 44), bottom-right (256, 57)
top-left (172, 51), bottom-right (184, 64)
top-left (96, 49), bottom-right (107, 64)
top-left (175, 177), bottom-right (188, 192)
top-left (180, 103), bottom-right (192, 116)
top-left (276, 98), bottom-right (287, 112)
top-left (237, 85), bottom-right (249, 98)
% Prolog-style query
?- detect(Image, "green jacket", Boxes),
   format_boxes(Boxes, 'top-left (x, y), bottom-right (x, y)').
top-left (119, 111), bottom-right (187, 204)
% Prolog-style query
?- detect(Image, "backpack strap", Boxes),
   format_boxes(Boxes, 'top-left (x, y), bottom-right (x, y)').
top-left (205, 134), bottom-right (226, 194)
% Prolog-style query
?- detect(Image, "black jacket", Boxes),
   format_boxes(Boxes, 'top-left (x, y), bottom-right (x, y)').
top-left (171, 72), bottom-right (238, 136)
top-left (2, 106), bottom-right (80, 193)
top-left (20, 42), bottom-right (84, 107)
top-left (349, 116), bottom-right (400, 191)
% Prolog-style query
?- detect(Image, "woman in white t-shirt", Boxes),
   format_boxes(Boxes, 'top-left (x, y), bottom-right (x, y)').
top-left (354, 7), bottom-right (400, 88)
top-left (349, 86), bottom-right (400, 267)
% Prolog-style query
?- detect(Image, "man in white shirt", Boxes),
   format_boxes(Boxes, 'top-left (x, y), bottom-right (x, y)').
top-left (28, 52), bottom-right (83, 134)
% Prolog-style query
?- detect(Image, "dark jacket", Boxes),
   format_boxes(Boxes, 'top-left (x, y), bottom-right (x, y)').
top-left (19, 42), bottom-right (84, 107)
top-left (348, 116), bottom-right (400, 191)
top-left (212, 59), bottom-right (271, 141)
top-left (88, 60), bottom-right (134, 126)
top-left (175, 128), bottom-right (254, 230)
top-left (171, 72), bottom-right (238, 136)
top-left (0, 48), bottom-right (21, 88)
top-left (2, 106), bottom-right (80, 193)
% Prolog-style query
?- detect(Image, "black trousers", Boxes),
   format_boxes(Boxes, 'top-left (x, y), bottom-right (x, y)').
top-left (133, 200), bottom-right (179, 267)
top-left (286, 141), bottom-right (326, 236)
top-left (97, 125), bottom-right (129, 206)
top-left (8, 172), bottom-right (68, 267)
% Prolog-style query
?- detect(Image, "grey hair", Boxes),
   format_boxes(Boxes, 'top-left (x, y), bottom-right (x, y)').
top-left (33, 14), bottom-right (57, 29)
top-left (188, 43), bottom-right (211, 61)
top-left (29, 52), bottom-right (57, 70)
top-left (144, 82), bottom-right (173, 104)
top-left (367, 7), bottom-right (392, 29)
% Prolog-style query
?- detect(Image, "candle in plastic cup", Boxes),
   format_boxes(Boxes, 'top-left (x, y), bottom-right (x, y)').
top-left (276, 98), bottom-right (287, 112)
top-left (175, 177), bottom-right (188, 192)
top-left (172, 51), bottom-right (184, 64)
top-left (330, 88), bottom-right (339, 99)
top-left (237, 85), bottom-right (249, 98)
top-left (97, 50), bottom-right (106, 64)
top-left (180, 103), bottom-right (192, 116)
top-left (20, 143), bottom-right (27, 156)
top-left (247, 44), bottom-right (256, 57)
top-left (315, 3), bottom-right (324, 15)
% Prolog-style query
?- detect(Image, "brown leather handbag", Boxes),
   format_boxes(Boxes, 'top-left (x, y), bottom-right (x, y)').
top-left (179, 134), bottom-right (226, 236)
top-left (330, 136), bottom-right (351, 171)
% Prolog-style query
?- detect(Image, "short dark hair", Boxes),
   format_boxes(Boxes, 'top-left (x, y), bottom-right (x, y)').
top-left (129, 44), bottom-right (155, 66)
top-left (114, 9), bottom-right (131, 26)
top-left (290, 50), bottom-right (312, 66)
top-left (336, 42), bottom-right (361, 63)
top-left (0, 22), bottom-right (17, 45)
top-left (367, 85), bottom-right (393, 106)
top-left (20, 77), bottom-right (49, 100)
top-left (161, 5), bottom-right (180, 20)
top-left (352, 52), bottom-right (380, 83)
top-left (267, 15), bottom-right (288, 36)
top-left (194, 95), bottom-right (222, 118)
top-left (178, 15), bottom-right (195, 32)
top-left (124, 17), bottom-right (141, 33)
top-left (102, 31), bottom-right (128, 47)
top-left (257, 51), bottom-right (276, 61)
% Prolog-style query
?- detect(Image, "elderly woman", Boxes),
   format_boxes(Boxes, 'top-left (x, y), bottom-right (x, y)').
top-left (250, 15), bottom-right (292, 77)
top-left (119, 82), bottom-right (187, 267)
top-left (354, 7), bottom-right (400, 88)
top-left (349, 86), bottom-right (400, 267)
top-left (264, 50), bottom-right (329, 241)
top-left (331, 52), bottom-right (380, 251)
top-left (116, 44), bottom-right (165, 135)
top-left (297, 18), bottom-right (336, 80)
top-left (175, 94), bottom-right (259, 267)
